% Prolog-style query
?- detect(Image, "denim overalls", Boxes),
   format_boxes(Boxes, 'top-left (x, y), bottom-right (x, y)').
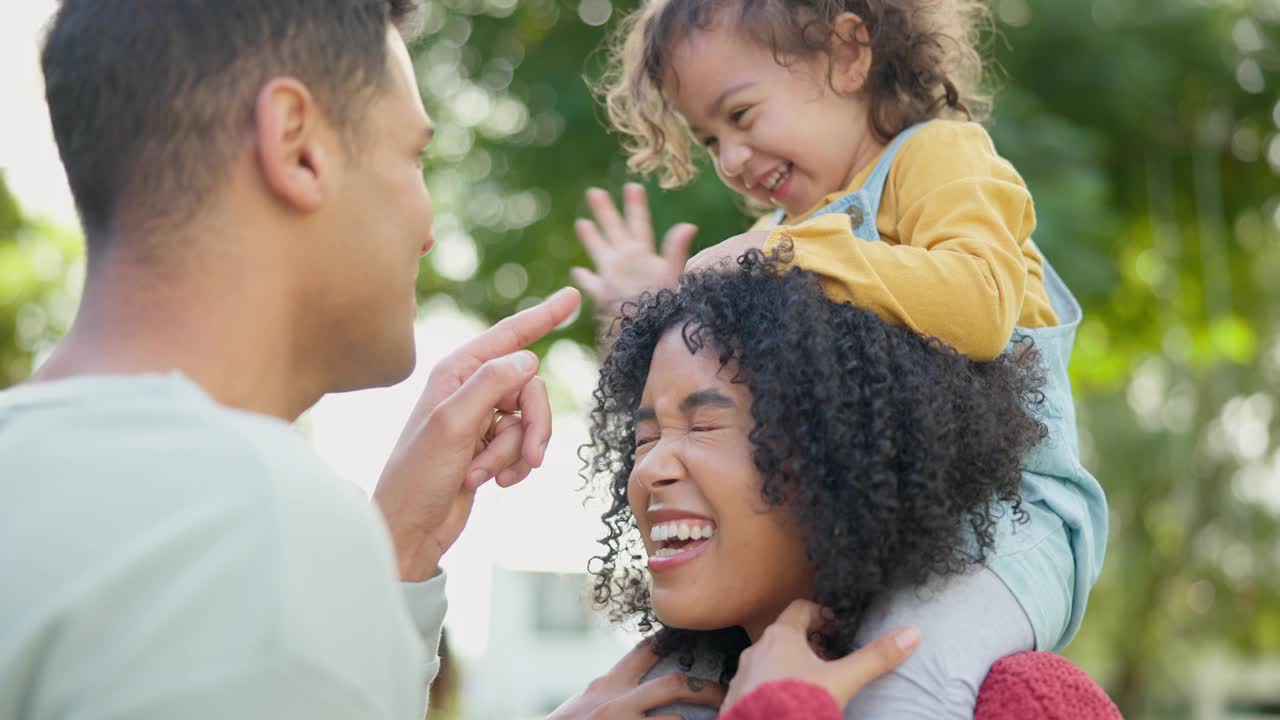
top-left (767, 122), bottom-right (1109, 651)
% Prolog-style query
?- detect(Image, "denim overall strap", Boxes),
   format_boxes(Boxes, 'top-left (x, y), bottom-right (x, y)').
top-left (765, 122), bottom-right (929, 237)
top-left (1003, 258), bottom-right (1108, 651)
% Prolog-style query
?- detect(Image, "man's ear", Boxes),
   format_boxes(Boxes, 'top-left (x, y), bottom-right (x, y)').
top-left (830, 13), bottom-right (873, 95)
top-left (253, 78), bottom-right (332, 212)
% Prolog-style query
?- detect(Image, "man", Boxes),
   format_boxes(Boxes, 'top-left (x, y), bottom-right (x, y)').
top-left (0, 1), bottom-right (579, 717)
top-left (0, 2), bottom-right (914, 717)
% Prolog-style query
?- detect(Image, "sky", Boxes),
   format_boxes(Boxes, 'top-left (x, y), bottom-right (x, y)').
top-left (0, 2), bottom-right (615, 663)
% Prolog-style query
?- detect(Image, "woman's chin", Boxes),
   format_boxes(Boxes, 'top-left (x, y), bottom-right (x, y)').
top-left (652, 598), bottom-right (736, 632)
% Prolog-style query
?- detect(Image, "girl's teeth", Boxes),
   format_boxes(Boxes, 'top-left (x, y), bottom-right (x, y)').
top-left (766, 163), bottom-right (790, 191)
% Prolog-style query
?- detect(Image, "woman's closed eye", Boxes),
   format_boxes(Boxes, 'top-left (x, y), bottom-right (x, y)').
top-left (635, 424), bottom-right (719, 447)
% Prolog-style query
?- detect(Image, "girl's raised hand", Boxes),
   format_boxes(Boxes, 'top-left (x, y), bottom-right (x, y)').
top-left (572, 183), bottom-right (697, 319)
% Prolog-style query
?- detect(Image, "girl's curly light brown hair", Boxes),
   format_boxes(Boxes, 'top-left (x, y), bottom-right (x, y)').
top-left (596, 0), bottom-right (993, 189)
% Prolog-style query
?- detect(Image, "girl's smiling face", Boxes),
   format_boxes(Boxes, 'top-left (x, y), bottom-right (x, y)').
top-left (665, 18), bottom-right (882, 219)
top-left (627, 329), bottom-right (814, 640)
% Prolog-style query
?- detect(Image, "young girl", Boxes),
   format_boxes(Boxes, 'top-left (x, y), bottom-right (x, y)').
top-left (570, 0), bottom-right (1108, 715)
top-left (580, 251), bottom-right (1048, 719)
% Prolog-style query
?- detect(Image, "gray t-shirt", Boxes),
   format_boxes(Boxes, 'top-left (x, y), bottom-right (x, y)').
top-left (0, 373), bottom-right (446, 719)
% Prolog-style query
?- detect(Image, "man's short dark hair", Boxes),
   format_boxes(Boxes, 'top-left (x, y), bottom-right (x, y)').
top-left (41, 0), bottom-right (422, 239)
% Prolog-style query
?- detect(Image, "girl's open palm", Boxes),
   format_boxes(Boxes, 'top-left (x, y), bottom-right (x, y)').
top-left (572, 183), bottom-right (697, 318)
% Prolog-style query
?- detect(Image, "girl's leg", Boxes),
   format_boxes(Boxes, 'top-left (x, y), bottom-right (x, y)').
top-left (841, 566), bottom-right (1035, 720)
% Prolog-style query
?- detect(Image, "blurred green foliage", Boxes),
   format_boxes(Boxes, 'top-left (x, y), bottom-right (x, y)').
top-left (0, 171), bottom-right (81, 388)
top-left (2, 0), bottom-right (1278, 716)
top-left (405, 0), bottom-right (1280, 716)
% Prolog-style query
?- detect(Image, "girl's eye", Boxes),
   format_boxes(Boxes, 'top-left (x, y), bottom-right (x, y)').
top-left (729, 107), bottom-right (749, 124)
top-left (702, 136), bottom-right (718, 150)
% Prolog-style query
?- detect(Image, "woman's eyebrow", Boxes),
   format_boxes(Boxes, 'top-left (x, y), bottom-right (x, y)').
top-left (679, 388), bottom-right (736, 413)
top-left (632, 388), bottom-right (736, 424)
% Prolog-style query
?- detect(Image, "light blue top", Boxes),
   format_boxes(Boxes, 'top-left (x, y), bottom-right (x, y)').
top-left (773, 122), bottom-right (1109, 651)
top-left (0, 373), bottom-right (447, 719)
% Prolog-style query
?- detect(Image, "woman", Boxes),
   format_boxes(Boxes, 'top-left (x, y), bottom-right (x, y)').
top-left (563, 248), bottom-right (1045, 718)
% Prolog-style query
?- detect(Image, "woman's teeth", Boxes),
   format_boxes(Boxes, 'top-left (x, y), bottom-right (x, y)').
top-left (650, 520), bottom-right (717, 543)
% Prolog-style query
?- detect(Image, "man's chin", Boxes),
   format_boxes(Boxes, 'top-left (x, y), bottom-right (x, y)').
top-left (334, 342), bottom-right (416, 393)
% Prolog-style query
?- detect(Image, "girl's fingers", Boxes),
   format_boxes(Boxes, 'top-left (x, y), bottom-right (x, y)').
top-left (661, 222), bottom-right (697, 273)
top-left (623, 182), bottom-right (655, 247)
top-left (586, 187), bottom-right (630, 244)
top-left (574, 218), bottom-right (609, 266)
top-left (571, 267), bottom-right (613, 308)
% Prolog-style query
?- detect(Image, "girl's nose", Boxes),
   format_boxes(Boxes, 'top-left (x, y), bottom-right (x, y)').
top-left (718, 140), bottom-right (752, 180)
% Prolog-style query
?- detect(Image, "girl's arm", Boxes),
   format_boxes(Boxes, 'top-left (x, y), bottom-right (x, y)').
top-left (763, 122), bottom-right (1055, 361)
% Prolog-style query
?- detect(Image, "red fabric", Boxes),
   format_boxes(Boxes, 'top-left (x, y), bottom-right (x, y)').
top-left (975, 652), bottom-right (1123, 720)
top-left (719, 652), bottom-right (1120, 720)
top-left (720, 679), bottom-right (843, 720)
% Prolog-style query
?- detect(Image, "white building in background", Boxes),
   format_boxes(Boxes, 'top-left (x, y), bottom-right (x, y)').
top-left (1193, 655), bottom-right (1280, 719)
top-left (461, 566), bottom-right (633, 719)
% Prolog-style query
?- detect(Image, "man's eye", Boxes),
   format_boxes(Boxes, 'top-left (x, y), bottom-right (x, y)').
top-left (636, 436), bottom-right (658, 446)
top-left (690, 425), bottom-right (716, 433)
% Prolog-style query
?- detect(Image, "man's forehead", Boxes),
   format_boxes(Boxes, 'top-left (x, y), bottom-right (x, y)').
top-left (384, 27), bottom-right (428, 119)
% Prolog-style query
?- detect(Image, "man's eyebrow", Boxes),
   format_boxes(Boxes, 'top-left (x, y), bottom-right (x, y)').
top-left (633, 388), bottom-right (736, 424)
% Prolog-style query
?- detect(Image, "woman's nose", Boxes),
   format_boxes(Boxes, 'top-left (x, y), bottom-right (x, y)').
top-left (632, 438), bottom-right (684, 490)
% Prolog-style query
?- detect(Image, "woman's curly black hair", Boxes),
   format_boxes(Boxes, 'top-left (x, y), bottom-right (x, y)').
top-left (580, 247), bottom-right (1046, 674)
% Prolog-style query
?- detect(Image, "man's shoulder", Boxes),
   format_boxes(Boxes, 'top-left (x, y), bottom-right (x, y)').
top-left (4, 373), bottom-right (323, 485)
top-left (0, 372), bottom-right (399, 625)
top-left (0, 376), bottom-right (419, 717)
top-left (0, 373), bottom-right (374, 550)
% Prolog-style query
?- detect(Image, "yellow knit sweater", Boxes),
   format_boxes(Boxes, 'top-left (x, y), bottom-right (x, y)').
top-left (759, 120), bottom-right (1058, 361)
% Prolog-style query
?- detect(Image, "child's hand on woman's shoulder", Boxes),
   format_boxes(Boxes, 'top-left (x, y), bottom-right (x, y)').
top-left (685, 231), bottom-right (771, 274)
